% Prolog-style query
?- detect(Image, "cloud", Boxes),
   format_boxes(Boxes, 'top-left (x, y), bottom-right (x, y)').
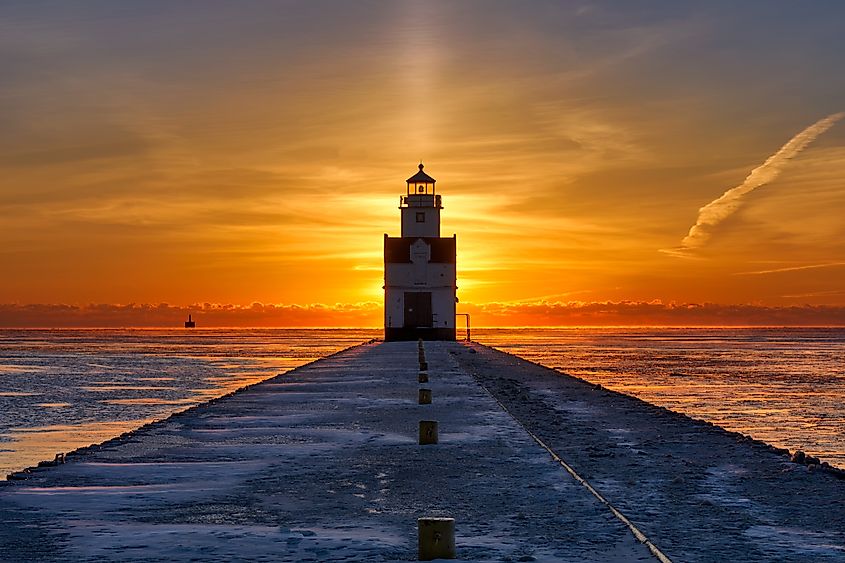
top-left (664, 112), bottom-right (844, 255)
top-left (781, 289), bottom-right (845, 299)
top-left (0, 302), bottom-right (382, 328)
top-left (460, 300), bottom-right (845, 327)
top-left (734, 262), bottom-right (845, 276)
top-left (2, 301), bottom-right (844, 328)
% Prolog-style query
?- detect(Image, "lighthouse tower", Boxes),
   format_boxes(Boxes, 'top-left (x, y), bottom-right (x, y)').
top-left (384, 164), bottom-right (457, 341)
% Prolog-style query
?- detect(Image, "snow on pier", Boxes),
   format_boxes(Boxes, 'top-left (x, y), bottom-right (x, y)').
top-left (2, 341), bottom-right (844, 561)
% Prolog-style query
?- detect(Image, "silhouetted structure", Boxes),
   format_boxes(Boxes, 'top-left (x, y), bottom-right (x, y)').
top-left (384, 164), bottom-right (457, 341)
top-left (184, 314), bottom-right (195, 328)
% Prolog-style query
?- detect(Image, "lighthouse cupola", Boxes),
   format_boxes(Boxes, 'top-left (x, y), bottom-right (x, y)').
top-left (401, 163), bottom-right (441, 238)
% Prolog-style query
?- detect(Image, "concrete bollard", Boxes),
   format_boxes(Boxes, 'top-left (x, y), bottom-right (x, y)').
top-left (418, 371), bottom-right (429, 383)
top-left (420, 361), bottom-right (428, 371)
top-left (419, 420), bottom-right (438, 445)
top-left (418, 517), bottom-right (455, 560)
top-left (419, 388), bottom-right (432, 404)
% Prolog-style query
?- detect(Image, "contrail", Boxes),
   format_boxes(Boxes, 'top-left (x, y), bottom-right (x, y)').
top-left (669, 112), bottom-right (844, 254)
top-left (733, 261), bottom-right (845, 276)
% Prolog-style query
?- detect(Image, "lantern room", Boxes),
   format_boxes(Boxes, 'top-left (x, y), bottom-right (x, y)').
top-left (400, 163), bottom-right (441, 238)
top-left (406, 163), bottom-right (437, 195)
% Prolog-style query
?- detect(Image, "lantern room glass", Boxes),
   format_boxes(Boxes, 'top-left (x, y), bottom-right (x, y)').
top-left (407, 182), bottom-right (435, 196)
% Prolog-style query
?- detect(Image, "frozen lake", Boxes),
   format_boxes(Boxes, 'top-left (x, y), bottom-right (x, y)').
top-left (476, 327), bottom-right (845, 468)
top-left (0, 328), bottom-right (379, 476)
top-left (2, 327), bottom-right (844, 477)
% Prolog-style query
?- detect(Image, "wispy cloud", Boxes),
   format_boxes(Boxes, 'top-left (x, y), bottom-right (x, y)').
top-left (663, 112), bottom-right (844, 255)
top-left (0, 302), bottom-right (383, 328)
top-left (781, 289), bottom-right (845, 299)
top-left (735, 261), bottom-right (845, 276)
top-left (460, 300), bottom-right (845, 327)
top-left (3, 301), bottom-right (845, 327)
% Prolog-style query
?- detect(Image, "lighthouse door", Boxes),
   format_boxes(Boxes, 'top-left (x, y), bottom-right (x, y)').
top-left (403, 292), bottom-right (433, 328)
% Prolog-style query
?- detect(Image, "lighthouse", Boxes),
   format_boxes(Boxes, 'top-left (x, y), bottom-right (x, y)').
top-left (384, 164), bottom-right (457, 341)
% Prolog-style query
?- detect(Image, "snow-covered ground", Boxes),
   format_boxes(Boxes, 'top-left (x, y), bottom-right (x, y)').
top-left (452, 343), bottom-right (845, 562)
top-left (1, 342), bottom-right (653, 562)
top-left (4, 340), bottom-right (841, 562)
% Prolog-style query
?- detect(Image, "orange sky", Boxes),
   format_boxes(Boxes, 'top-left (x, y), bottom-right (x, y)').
top-left (2, 2), bottom-right (845, 326)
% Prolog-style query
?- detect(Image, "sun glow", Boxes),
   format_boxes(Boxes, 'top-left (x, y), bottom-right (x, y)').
top-left (1, 3), bottom-right (844, 326)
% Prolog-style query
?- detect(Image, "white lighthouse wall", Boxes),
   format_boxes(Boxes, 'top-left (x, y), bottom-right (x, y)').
top-left (384, 178), bottom-right (455, 341)
top-left (401, 207), bottom-right (440, 238)
top-left (384, 262), bottom-right (456, 330)
top-left (384, 262), bottom-right (455, 294)
top-left (384, 288), bottom-right (403, 329)
top-left (384, 288), bottom-right (455, 330)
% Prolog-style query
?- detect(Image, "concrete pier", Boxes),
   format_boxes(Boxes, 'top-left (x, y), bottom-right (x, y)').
top-left (1, 341), bottom-right (844, 561)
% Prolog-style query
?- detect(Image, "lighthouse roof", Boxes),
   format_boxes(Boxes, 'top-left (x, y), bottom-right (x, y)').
top-left (406, 163), bottom-right (436, 184)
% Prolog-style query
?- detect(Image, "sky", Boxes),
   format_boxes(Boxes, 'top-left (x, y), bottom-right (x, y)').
top-left (2, 1), bottom-right (845, 326)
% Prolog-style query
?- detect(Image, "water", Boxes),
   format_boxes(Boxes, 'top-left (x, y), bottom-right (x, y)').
top-left (0, 328), bottom-right (379, 477)
top-left (2, 328), bottom-right (844, 477)
top-left (474, 327), bottom-right (845, 468)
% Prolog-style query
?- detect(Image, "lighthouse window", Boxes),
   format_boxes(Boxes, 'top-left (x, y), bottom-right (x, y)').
top-left (416, 212), bottom-right (425, 223)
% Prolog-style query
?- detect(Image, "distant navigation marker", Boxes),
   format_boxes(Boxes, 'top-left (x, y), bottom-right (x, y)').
top-left (184, 314), bottom-right (195, 328)
top-left (384, 164), bottom-right (457, 341)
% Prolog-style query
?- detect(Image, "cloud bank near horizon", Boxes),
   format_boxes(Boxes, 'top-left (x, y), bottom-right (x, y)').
top-left (1, 301), bottom-right (844, 328)
top-left (665, 112), bottom-right (844, 256)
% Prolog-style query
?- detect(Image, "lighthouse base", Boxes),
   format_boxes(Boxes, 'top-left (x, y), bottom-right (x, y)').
top-left (384, 327), bottom-right (456, 342)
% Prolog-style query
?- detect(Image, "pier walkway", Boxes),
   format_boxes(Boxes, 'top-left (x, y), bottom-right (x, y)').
top-left (2, 341), bottom-right (844, 561)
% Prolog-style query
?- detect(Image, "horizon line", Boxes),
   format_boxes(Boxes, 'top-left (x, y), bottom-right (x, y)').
top-left (3, 324), bottom-right (844, 330)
